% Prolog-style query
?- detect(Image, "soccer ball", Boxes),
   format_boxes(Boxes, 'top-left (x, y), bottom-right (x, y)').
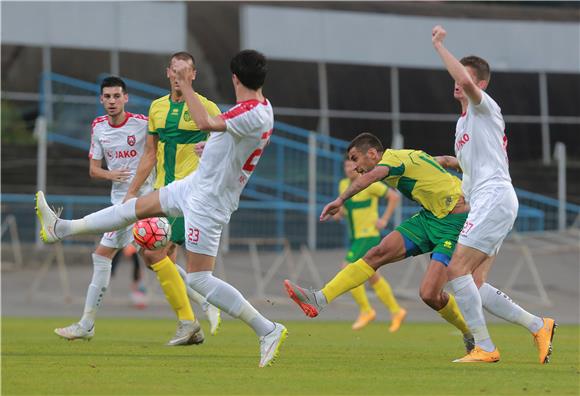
top-left (132, 217), bottom-right (171, 250)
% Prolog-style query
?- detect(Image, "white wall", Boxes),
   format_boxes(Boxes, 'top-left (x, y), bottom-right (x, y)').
top-left (1, 1), bottom-right (186, 54)
top-left (241, 5), bottom-right (580, 73)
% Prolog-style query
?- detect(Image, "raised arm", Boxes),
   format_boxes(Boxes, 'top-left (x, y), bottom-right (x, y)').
top-left (434, 155), bottom-right (462, 172)
top-left (174, 60), bottom-right (226, 132)
top-left (124, 134), bottom-right (158, 201)
top-left (320, 166), bottom-right (390, 221)
top-left (432, 25), bottom-right (482, 105)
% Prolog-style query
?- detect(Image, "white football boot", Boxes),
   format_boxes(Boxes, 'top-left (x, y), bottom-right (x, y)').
top-left (258, 322), bottom-right (288, 368)
top-left (54, 323), bottom-right (94, 341)
top-left (35, 191), bottom-right (62, 243)
top-left (167, 319), bottom-right (205, 346)
top-left (204, 303), bottom-right (222, 336)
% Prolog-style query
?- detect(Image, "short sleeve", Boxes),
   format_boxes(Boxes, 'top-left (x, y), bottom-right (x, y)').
top-left (377, 151), bottom-right (402, 168)
top-left (220, 103), bottom-right (263, 138)
top-left (469, 91), bottom-right (496, 115)
top-left (89, 127), bottom-right (103, 160)
top-left (207, 100), bottom-right (222, 117)
top-left (368, 181), bottom-right (389, 198)
top-left (147, 102), bottom-right (157, 134)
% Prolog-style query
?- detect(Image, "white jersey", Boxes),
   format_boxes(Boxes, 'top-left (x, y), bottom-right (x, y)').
top-left (189, 99), bottom-right (274, 222)
top-left (455, 91), bottom-right (513, 202)
top-left (89, 112), bottom-right (154, 204)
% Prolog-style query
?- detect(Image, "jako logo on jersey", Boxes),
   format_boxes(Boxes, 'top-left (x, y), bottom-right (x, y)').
top-left (455, 133), bottom-right (470, 151)
top-left (127, 135), bottom-right (136, 146)
top-left (107, 150), bottom-right (138, 159)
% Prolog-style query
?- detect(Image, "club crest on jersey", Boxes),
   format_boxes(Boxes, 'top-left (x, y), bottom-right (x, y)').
top-left (127, 135), bottom-right (136, 146)
top-left (183, 110), bottom-right (191, 122)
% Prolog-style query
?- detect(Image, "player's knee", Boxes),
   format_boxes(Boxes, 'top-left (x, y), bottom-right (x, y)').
top-left (363, 246), bottom-right (383, 269)
top-left (419, 285), bottom-right (442, 309)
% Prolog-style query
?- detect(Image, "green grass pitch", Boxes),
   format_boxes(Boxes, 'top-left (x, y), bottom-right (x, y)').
top-left (2, 317), bottom-right (578, 395)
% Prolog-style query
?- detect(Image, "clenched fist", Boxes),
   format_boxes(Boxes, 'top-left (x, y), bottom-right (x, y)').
top-left (432, 25), bottom-right (447, 47)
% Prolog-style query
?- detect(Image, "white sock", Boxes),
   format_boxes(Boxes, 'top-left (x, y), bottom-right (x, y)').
top-left (479, 283), bottom-right (544, 333)
top-left (175, 264), bottom-right (208, 311)
top-left (186, 271), bottom-right (275, 336)
top-left (56, 198), bottom-right (137, 238)
top-left (448, 274), bottom-right (495, 352)
top-left (79, 253), bottom-right (112, 330)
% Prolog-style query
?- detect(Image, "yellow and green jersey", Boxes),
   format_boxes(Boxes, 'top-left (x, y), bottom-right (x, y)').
top-left (377, 149), bottom-right (462, 219)
top-left (339, 178), bottom-right (388, 240)
top-left (148, 93), bottom-right (221, 188)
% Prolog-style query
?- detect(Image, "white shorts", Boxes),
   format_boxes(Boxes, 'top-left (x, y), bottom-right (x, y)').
top-left (459, 186), bottom-right (518, 256)
top-left (158, 175), bottom-right (224, 257)
top-left (100, 224), bottom-right (134, 249)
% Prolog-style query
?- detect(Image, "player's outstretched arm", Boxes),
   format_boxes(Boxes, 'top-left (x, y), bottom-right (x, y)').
top-left (432, 25), bottom-right (482, 105)
top-left (377, 189), bottom-right (400, 230)
top-left (124, 134), bottom-right (158, 202)
top-left (434, 155), bottom-right (462, 172)
top-left (89, 158), bottom-right (131, 182)
top-left (173, 60), bottom-right (226, 132)
top-left (320, 166), bottom-right (390, 221)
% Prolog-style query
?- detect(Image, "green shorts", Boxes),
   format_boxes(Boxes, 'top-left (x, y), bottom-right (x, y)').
top-left (168, 216), bottom-right (185, 245)
top-left (396, 210), bottom-right (468, 266)
top-left (345, 236), bottom-right (381, 263)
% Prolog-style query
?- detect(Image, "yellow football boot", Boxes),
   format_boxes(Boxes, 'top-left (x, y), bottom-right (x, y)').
top-left (532, 317), bottom-right (557, 364)
top-left (452, 346), bottom-right (500, 363)
top-left (388, 308), bottom-right (407, 333)
top-left (352, 309), bottom-right (376, 330)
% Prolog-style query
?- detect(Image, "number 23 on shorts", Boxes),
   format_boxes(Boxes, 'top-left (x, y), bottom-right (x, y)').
top-left (187, 227), bottom-right (200, 244)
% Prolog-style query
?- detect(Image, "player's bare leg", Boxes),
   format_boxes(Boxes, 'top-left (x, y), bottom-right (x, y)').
top-left (419, 260), bottom-right (473, 352)
top-left (55, 244), bottom-right (117, 341)
top-left (473, 256), bottom-right (556, 363)
top-left (184, 252), bottom-right (287, 367)
top-left (447, 244), bottom-right (500, 363)
top-left (285, 231), bottom-right (406, 317)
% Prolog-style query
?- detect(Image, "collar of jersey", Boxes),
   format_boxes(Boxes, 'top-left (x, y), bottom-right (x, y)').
top-left (108, 112), bottom-right (131, 128)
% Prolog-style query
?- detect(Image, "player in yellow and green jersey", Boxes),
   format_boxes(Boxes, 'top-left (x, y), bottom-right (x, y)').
top-left (335, 158), bottom-right (406, 332)
top-left (285, 132), bottom-right (475, 353)
top-left (126, 52), bottom-right (221, 345)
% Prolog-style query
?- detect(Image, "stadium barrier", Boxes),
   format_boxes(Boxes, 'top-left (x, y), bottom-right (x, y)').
top-left (0, 215), bottom-right (23, 271)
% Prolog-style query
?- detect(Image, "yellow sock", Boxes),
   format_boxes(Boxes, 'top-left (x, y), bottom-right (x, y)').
top-left (350, 284), bottom-right (372, 313)
top-left (322, 259), bottom-right (375, 303)
top-left (372, 276), bottom-right (400, 314)
top-left (151, 257), bottom-right (195, 321)
top-left (437, 294), bottom-right (469, 335)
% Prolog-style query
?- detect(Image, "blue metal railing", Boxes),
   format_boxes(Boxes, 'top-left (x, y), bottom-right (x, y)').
top-left (14, 72), bottom-right (578, 247)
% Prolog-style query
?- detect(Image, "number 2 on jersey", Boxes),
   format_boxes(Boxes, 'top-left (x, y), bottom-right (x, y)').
top-left (242, 129), bottom-right (273, 172)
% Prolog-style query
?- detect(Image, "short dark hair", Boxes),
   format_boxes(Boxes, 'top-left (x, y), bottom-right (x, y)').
top-left (230, 49), bottom-right (267, 90)
top-left (347, 132), bottom-right (384, 155)
top-left (100, 76), bottom-right (126, 94)
top-left (170, 51), bottom-right (196, 69)
top-left (460, 55), bottom-right (490, 82)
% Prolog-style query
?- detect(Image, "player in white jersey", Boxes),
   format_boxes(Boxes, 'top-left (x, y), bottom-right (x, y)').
top-left (432, 25), bottom-right (556, 364)
top-left (54, 77), bottom-right (154, 340)
top-left (36, 50), bottom-right (287, 368)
